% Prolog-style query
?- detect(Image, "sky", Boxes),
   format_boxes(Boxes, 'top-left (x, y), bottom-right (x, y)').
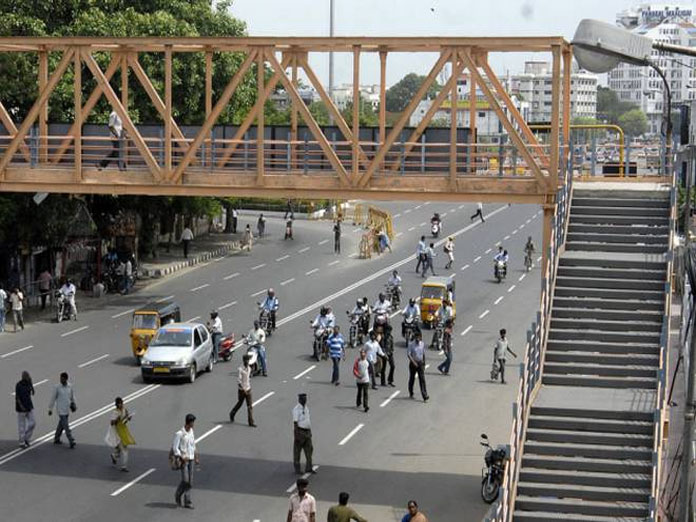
top-left (226, 0), bottom-right (673, 88)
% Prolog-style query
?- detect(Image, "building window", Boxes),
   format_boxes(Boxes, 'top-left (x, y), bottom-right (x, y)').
top-left (478, 111), bottom-right (486, 118)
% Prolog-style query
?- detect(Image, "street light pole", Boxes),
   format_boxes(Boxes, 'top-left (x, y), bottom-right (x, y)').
top-left (329, 0), bottom-right (335, 101)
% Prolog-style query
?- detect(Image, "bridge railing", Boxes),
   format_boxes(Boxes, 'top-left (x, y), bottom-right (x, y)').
top-left (485, 159), bottom-right (573, 522)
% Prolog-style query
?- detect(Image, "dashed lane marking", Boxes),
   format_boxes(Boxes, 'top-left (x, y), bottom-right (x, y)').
top-left (318, 239), bottom-right (329, 246)
top-left (415, 205), bottom-right (422, 210)
top-left (393, 213), bottom-right (401, 218)
top-left (251, 263), bottom-right (266, 271)
top-left (78, 354), bottom-right (109, 369)
top-left (441, 213), bottom-right (447, 217)
top-left (339, 423), bottom-right (365, 446)
top-left (219, 301), bottom-right (237, 310)
top-left (251, 289), bottom-right (266, 298)
top-left (223, 272), bottom-right (240, 280)
top-left (461, 325), bottom-right (473, 336)
top-left (507, 285), bottom-right (516, 293)
top-left (1, 345), bottom-right (33, 358)
top-left (156, 295), bottom-right (175, 303)
top-left (293, 365), bottom-right (316, 380)
top-left (494, 296), bottom-right (504, 305)
top-left (252, 391), bottom-right (275, 407)
top-left (110, 468), bottom-right (156, 497)
top-left (512, 229), bottom-right (518, 235)
top-left (276, 255), bottom-right (290, 262)
top-left (281, 278), bottom-right (296, 286)
top-left (111, 308), bottom-right (135, 319)
top-left (380, 390), bottom-right (401, 408)
top-left (473, 256), bottom-right (482, 263)
top-left (537, 256), bottom-right (542, 263)
top-left (196, 424), bottom-right (223, 444)
top-left (305, 268), bottom-right (319, 276)
top-left (298, 247), bottom-right (311, 253)
top-left (520, 224), bottom-right (525, 229)
top-left (61, 325), bottom-right (89, 338)
top-left (461, 264), bottom-right (470, 271)
top-left (404, 209), bottom-right (412, 214)
top-left (408, 226), bottom-right (416, 232)
top-left (519, 274), bottom-right (526, 282)
top-left (419, 221), bottom-right (426, 226)
top-left (396, 232), bottom-right (404, 238)
top-left (485, 248), bottom-right (492, 254)
top-left (190, 283), bottom-right (210, 292)
top-left (459, 204), bottom-right (465, 209)
top-left (504, 235), bottom-right (510, 240)
top-left (479, 310), bottom-right (490, 319)
top-left (328, 260), bottom-right (340, 266)
top-left (188, 316), bottom-right (201, 322)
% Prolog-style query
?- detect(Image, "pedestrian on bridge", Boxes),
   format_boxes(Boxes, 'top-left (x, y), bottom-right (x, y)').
top-left (15, 371), bottom-right (35, 448)
top-left (293, 393), bottom-right (315, 475)
top-left (229, 354), bottom-right (256, 427)
top-left (98, 110), bottom-right (126, 171)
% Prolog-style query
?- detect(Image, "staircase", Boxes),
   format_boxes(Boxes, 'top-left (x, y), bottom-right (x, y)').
top-left (511, 186), bottom-right (671, 522)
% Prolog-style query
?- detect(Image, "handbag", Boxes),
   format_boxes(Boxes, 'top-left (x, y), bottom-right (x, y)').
top-left (70, 400), bottom-right (77, 413)
top-left (168, 448), bottom-right (182, 471)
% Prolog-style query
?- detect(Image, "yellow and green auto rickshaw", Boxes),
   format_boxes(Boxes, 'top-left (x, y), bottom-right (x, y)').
top-left (420, 276), bottom-right (456, 328)
top-left (130, 302), bottom-right (181, 362)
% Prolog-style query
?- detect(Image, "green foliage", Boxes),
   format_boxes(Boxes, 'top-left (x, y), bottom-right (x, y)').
top-left (618, 108), bottom-right (648, 137)
top-left (596, 86), bottom-right (642, 126)
top-left (385, 73), bottom-right (441, 113)
top-left (341, 98), bottom-right (379, 127)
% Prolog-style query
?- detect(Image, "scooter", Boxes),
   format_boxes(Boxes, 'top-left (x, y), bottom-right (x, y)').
top-left (429, 319), bottom-right (444, 351)
top-left (242, 335), bottom-right (262, 376)
top-left (218, 332), bottom-right (236, 362)
top-left (431, 221), bottom-right (441, 238)
top-left (480, 433), bottom-right (507, 503)
top-left (402, 314), bottom-right (420, 343)
top-left (494, 260), bottom-right (507, 283)
top-left (55, 291), bottom-right (76, 323)
top-left (257, 305), bottom-right (273, 336)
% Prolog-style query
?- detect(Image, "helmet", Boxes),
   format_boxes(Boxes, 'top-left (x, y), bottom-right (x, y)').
top-left (253, 320), bottom-right (260, 329)
top-left (392, 269), bottom-right (398, 276)
top-left (356, 299), bottom-right (362, 307)
top-left (362, 297), bottom-right (368, 304)
top-left (378, 292), bottom-right (385, 301)
top-left (268, 288), bottom-right (275, 297)
top-left (320, 306), bottom-right (328, 315)
top-left (210, 310), bottom-right (218, 318)
top-left (409, 298), bottom-right (416, 306)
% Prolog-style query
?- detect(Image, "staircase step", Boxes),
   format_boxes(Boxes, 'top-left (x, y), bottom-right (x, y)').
top-left (546, 339), bottom-right (660, 355)
top-left (518, 468), bottom-right (651, 488)
top-left (521, 455), bottom-right (652, 474)
top-left (544, 362), bottom-right (657, 378)
top-left (571, 214), bottom-right (668, 226)
top-left (548, 328), bottom-right (660, 344)
top-left (553, 296), bottom-right (664, 311)
top-left (566, 241), bottom-right (668, 254)
top-left (550, 317), bottom-right (662, 332)
top-left (528, 415), bottom-right (653, 434)
top-left (556, 265), bottom-right (665, 281)
top-left (545, 350), bottom-right (659, 366)
top-left (514, 495), bottom-right (649, 517)
top-left (526, 428), bottom-right (653, 447)
top-left (517, 481), bottom-right (649, 502)
top-left (554, 285), bottom-right (664, 301)
top-left (559, 255), bottom-right (666, 271)
top-left (542, 374), bottom-right (657, 389)
top-left (552, 308), bottom-right (662, 322)
top-left (513, 510), bottom-right (649, 521)
top-left (530, 406), bottom-right (654, 422)
top-left (555, 276), bottom-right (664, 291)
top-left (524, 441), bottom-right (652, 460)
top-left (567, 232), bottom-right (668, 245)
top-left (568, 224), bottom-right (669, 236)
top-left (571, 205), bottom-right (668, 217)
top-left (572, 196), bottom-right (669, 208)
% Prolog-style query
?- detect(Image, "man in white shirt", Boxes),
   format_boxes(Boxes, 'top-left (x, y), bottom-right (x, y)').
top-left (471, 201), bottom-right (485, 223)
top-left (493, 328), bottom-right (517, 384)
top-left (229, 355), bottom-right (256, 427)
top-left (354, 349), bottom-right (370, 412)
top-left (364, 331), bottom-right (384, 390)
top-left (231, 207), bottom-right (238, 233)
top-left (248, 320), bottom-right (268, 376)
top-left (292, 393), bottom-right (314, 475)
top-left (59, 279), bottom-right (77, 320)
top-left (286, 478), bottom-right (316, 522)
top-left (181, 226), bottom-right (194, 258)
top-left (208, 311), bottom-right (223, 363)
top-left (48, 372), bottom-right (76, 448)
top-left (0, 285), bottom-right (7, 332)
top-left (173, 413), bottom-right (198, 509)
top-left (123, 259), bottom-right (133, 294)
top-left (415, 235), bottom-right (427, 273)
top-left (99, 110), bottom-right (126, 171)
top-left (10, 288), bottom-right (25, 331)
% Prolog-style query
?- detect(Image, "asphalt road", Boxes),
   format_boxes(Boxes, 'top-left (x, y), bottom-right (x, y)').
top-left (0, 200), bottom-right (542, 522)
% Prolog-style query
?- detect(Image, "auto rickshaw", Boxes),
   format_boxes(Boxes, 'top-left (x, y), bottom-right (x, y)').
top-left (130, 302), bottom-right (181, 363)
top-left (420, 276), bottom-right (456, 328)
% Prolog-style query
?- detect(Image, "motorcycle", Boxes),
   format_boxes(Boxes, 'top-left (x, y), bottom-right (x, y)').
top-left (55, 292), bottom-right (75, 323)
top-left (386, 284), bottom-right (401, 311)
top-left (494, 260), bottom-right (507, 283)
top-left (373, 312), bottom-right (394, 354)
top-left (310, 323), bottom-right (333, 361)
top-left (480, 433), bottom-right (507, 504)
top-left (431, 221), bottom-right (441, 238)
top-left (524, 252), bottom-right (533, 272)
top-left (257, 305), bottom-right (273, 335)
top-left (218, 332), bottom-right (236, 362)
top-left (242, 335), bottom-right (262, 376)
top-left (429, 320), bottom-right (444, 351)
top-left (346, 311), bottom-right (363, 348)
top-left (402, 314), bottom-right (420, 343)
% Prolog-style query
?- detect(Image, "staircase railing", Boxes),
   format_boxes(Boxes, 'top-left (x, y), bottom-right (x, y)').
top-left (485, 166), bottom-right (573, 522)
top-left (652, 179), bottom-right (677, 521)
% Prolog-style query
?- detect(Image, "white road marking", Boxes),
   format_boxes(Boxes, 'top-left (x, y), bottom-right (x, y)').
top-left (276, 255), bottom-right (290, 262)
top-left (252, 391), bottom-right (275, 407)
top-left (318, 239), bottom-right (329, 245)
top-left (219, 300), bottom-right (237, 310)
top-left (485, 248), bottom-right (492, 254)
top-left (305, 268), bottom-right (319, 276)
top-left (425, 364), bottom-right (430, 370)
top-left (519, 224), bottom-right (525, 229)
top-left (393, 213), bottom-right (401, 218)
top-left (473, 256), bottom-right (482, 263)
top-left (339, 423), bottom-right (365, 446)
top-left (419, 221), bottom-right (426, 226)
top-left (11, 378), bottom-right (48, 396)
top-left (380, 390), bottom-right (401, 408)
top-left (459, 204), bottom-right (465, 209)
top-left (408, 226), bottom-right (416, 232)
top-left (293, 365), bottom-right (316, 380)
top-left (526, 218), bottom-right (532, 224)
top-left (537, 256), bottom-right (542, 262)
top-left (512, 229), bottom-right (518, 235)
top-left (111, 308), bottom-right (135, 319)
top-left (196, 424), bottom-right (223, 443)
top-left (190, 283), bottom-right (210, 292)
top-left (449, 208), bottom-right (456, 213)
top-left (1, 345), bottom-right (33, 358)
top-left (286, 466), bottom-right (320, 493)
top-left (156, 295), bottom-right (175, 303)
top-left (507, 285), bottom-right (517, 293)
top-left (281, 278), bottom-right (296, 286)
top-left (461, 264), bottom-right (470, 271)
top-left (519, 274), bottom-right (526, 282)
top-left (404, 209), bottom-right (412, 214)
top-left (188, 316), bottom-right (201, 322)
top-left (479, 310), bottom-right (490, 319)
top-left (78, 353), bottom-right (109, 369)
top-left (61, 325), bottom-right (89, 338)
top-left (328, 260), bottom-right (340, 266)
top-left (224, 272), bottom-right (240, 280)
top-left (415, 205), bottom-right (422, 210)
top-left (214, 256), bottom-right (226, 262)
top-left (396, 232), bottom-right (404, 238)
top-left (0, 384), bottom-right (161, 467)
top-left (494, 296), bottom-right (504, 305)
top-left (441, 212), bottom-right (447, 217)
top-left (251, 263), bottom-right (266, 271)
top-left (349, 253), bottom-right (358, 258)
top-left (298, 247), bottom-right (311, 253)
top-left (504, 235), bottom-right (510, 240)
top-left (110, 468), bottom-right (156, 497)
top-left (461, 325), bottom-right (473, 336)
top-left (251, 289), bottom-right (266, 297)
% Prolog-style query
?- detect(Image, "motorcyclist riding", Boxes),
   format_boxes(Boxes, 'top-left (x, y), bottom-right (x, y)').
top-left (386, 269), bottom-right (402, 305)
top-left (431, 213), bottom-right (442, 237)
top-left (350, 298), bottom-right (370, 335)
top-left (372, 293), bottom-right (391, 328)
top-left (311, 306), bottom-right (336, 360)
top-left (401, 298), bottom-right (421, 338)
top-left (59, 278), bottom-right (78, 320)
top-left (435, 298), bottom-right (455, 326)
top-left (247, 320), bottom-right (267, 376)
top-left (259, 288), bottom-right (279, 333)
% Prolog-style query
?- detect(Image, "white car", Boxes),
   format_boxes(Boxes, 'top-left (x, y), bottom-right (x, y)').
top-left (141, 323), bottom-right (214, 383)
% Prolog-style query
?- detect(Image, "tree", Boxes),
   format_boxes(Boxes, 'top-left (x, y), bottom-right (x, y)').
top-left (341, 98), bottom-right (379, 127)
top-left (618, 108), bottom-right (648, 137)
top-left (385, 73), bottom-right (441, 113)
top-left (596, 86), bottom-right (640, 126)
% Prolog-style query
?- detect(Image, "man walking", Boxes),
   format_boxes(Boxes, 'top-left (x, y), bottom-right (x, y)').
top-left (48, 372), bottom-right (76, 448)
top-left (470, 202), bottom-right (485, 223)
top-left (286, 478), bottom-right (316, 522)
top-left (364, 332), bottom-right (384, 390)
top-left (38, 269), bottom-right (52, 310)
top-left (105, 397), bottom-right (134, 472)
top-left (15, 371), bottom-right (35, 448)
top-left (181, 226), bottom-right (194, 258)
top-left (0, 284), bottom-right (7, 332)
top-left (173, 413), bottom-right (198, 509)
top-left (492, 328), bottom-right (517, 384)
top-left (231, 206), bottom-right (238, 233)
top-left (284, 199), bottom-right (295, 221)
top-left (415, 236), bottom-right (426, 273)
top-left (229, 354), bottom-right (256, 427)
top-left (10, 287), bottom-right (24, 332)
top-left (354, 349), bottom-right (370, 413)
top-left (437, 319), bottom-right (454, 375)
top-left (327, 492), bottom-right (367, 522)
top-left (328, 326), bottom-right (346, 386)
top-left (421, 243), bottom-right (437, 278)
top-left (333, 219), bottom-right (341, 254)
top-left (98, 109), bottom-right (126, 171)
top-left (407, 332), bottom-right (429, 402)
top-left (293, 393), bottom-right (314, 475)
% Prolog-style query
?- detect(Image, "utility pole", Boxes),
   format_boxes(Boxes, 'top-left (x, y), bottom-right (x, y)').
top-left (329, 0), bottom-right (335, 101)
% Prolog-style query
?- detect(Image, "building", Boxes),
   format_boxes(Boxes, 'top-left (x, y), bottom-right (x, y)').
top-left (270, 87), bottom-right (319, 110)
top-left (609, 3), bottom-right (696, 134)
top-left (331, 83), bottom-right (381, 111)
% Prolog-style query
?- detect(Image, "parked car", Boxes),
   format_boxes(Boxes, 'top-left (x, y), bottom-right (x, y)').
top-left (140, 322), bottom-right (214, 383)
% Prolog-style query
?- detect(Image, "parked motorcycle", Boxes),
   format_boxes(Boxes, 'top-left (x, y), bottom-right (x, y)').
top-left (218, 332), bottom-right (236, 362)
top-left (494, 260), bottom-right (507, 283)
top-left (480, 433), bottom-right (507, 504)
